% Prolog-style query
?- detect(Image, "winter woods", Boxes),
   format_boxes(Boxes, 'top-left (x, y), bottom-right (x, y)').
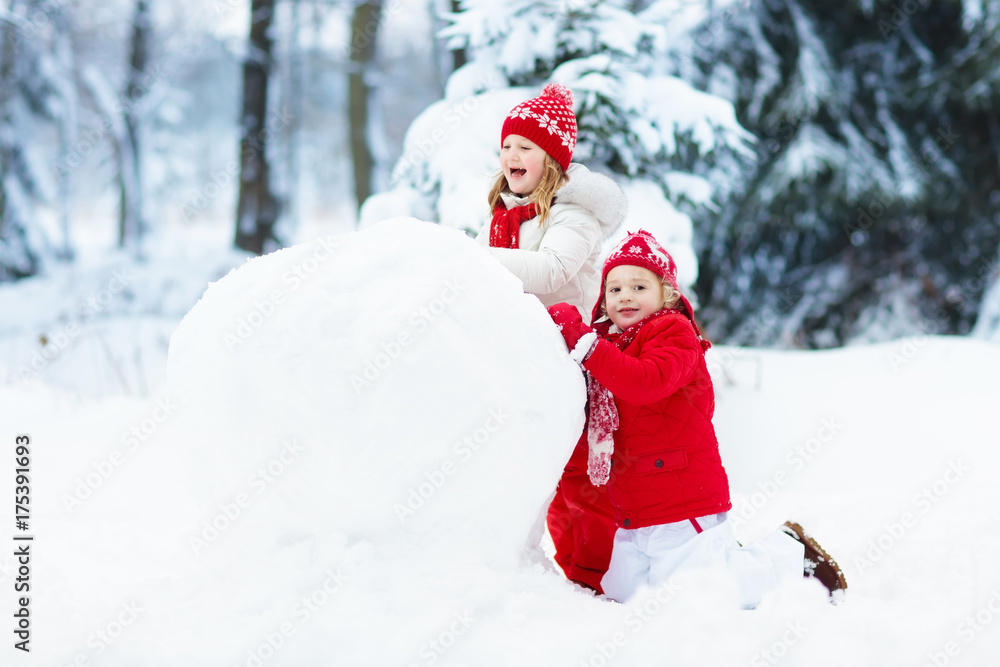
top-left (3, 3), bottom-right (1000, 663)
top-left (1, 0), bottom-right (998, 347)
top-left (685, 0), bottom-right (1000, 347)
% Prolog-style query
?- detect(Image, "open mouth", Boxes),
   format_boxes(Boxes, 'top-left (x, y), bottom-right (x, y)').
top-left (510, 168), bottom-right (526, 177)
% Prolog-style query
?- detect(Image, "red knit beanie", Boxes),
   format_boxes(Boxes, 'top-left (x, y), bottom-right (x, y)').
top-left (593, 229), bottom-right (711, 351)
top-left (501, 83), bottom-right (578, 171)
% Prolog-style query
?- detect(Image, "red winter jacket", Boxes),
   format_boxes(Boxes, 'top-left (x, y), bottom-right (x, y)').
top-left (583, 310), bottom-right (731, 530)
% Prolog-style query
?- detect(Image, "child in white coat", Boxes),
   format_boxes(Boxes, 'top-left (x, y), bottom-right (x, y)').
top-left (475, 83), bottom-right (625, 320)
top-left (475, 83), bottom-right (624, 593)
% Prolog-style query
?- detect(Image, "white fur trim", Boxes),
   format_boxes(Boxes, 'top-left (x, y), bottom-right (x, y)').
top-left (570, 332), bottom-right (598, 363)
top-left (557, 164), bottom-right (627, 240)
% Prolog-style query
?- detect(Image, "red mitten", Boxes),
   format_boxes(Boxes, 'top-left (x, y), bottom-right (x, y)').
top-left (548, 303), bottom-right (593, 351)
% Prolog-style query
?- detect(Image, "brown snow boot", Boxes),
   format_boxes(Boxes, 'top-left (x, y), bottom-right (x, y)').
top-left (781, 521), bottom-right (848, 603)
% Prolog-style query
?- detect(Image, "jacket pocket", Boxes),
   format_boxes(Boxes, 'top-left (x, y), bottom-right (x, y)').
top-left (628, 447), bottom-right (688, 476)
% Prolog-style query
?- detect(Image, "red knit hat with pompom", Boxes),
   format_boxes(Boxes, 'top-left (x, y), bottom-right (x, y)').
top-left (501, 83), bottom-right (578, 171)
top-left (593, 230), bottom-right (711, 351)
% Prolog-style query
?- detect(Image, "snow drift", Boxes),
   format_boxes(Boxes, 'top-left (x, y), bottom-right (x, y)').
top-left (34, 218), bottom-right (597, 665)
top-left (21, 218), bottom-right (1000, 666)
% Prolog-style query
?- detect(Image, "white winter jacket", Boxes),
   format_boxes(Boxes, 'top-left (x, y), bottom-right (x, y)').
top-left (476, 163), bottom-right (626, 322)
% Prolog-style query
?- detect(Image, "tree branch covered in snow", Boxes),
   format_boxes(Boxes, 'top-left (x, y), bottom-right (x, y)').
top-left (685, 0), bottom-right (1000, 347)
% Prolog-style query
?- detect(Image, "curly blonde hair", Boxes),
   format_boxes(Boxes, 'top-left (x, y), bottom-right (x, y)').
top-left (487, 154), bottom-right (569, 226)
top-left (662, 280), bottom-right (682, 310)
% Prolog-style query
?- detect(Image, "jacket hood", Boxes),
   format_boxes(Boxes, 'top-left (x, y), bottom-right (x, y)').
top-left (554, 163), bottom-right (627, 240)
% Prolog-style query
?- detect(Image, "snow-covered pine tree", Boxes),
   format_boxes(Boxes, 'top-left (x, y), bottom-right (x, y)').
top-left (0, 0), bottom-right (71, 280)
top-left (362, 0), bottom-right (754, 294)
top-left (683, 0), bottom-right (1000, 347)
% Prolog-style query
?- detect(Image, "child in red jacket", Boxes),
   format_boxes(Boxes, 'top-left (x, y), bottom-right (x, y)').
top-left (548, 230), bottom-right (847, 606)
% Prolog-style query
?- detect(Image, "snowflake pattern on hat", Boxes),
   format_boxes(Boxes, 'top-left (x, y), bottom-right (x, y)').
top-left (616, 233), bottom-right (677, 288)
top-left (501, 84), bottom-right (578, 170)
top-left (593, 229), bottom-right (712, 353)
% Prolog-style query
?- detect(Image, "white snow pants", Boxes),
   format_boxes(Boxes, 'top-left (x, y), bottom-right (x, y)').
top-left (601, 512), bottom-right (804, 608)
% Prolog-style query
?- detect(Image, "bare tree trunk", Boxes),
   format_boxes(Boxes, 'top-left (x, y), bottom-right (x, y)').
top-left (348, 1), bottom-right (381, 213)
top-left (284, 0), bottom-right (303, 236)
top-left (120, 0), bottom-right (150, 251)
top-left (52, 7), bottom-right (77, 261)
top-left (449, 0), bottom-right (466, 71)
top-left (235, 0), bottom-right (279, 255)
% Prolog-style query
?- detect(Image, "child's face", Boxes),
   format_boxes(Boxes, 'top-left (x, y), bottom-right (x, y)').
top-left (604, 265), bottom-right (669, 330)
top-left (500, 134), bottom-right (546, 196)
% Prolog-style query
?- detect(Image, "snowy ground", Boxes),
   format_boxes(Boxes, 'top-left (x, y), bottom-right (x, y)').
top-left (2, 220), bottom-right (999, 666)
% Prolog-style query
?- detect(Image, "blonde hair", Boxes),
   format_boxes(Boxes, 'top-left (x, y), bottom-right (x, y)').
top-left (488, 154), bottom-right (569, 226)
top-left (662, 280), bottom-right (682, 310)
top-left (598, 278), bottom-right (682, 319)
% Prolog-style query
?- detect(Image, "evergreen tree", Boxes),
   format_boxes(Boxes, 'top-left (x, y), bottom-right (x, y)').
top-left (366, 0), bottom-right (753, 297)
top-left (0, 0), bottom-right (69, 280)
top-left (440, 0), bottom-right (751, 206)
top-left (684, 0), bottom-right (1000, 347)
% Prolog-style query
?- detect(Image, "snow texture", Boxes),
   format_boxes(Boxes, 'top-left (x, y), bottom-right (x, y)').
top-left (7, 311), bottom-right (1000, 665)
top-left (22, 218), bottom-right (601, 666)
top-left (0, 208), bottom-right (995, 666)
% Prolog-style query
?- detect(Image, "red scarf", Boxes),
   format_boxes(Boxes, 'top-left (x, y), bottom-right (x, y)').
top-left (488, 202), bottom-right (537, 249)
top-left (597, 304), bottom-right (711, 352)
top-left (585, 308), bottom-right (708, 486)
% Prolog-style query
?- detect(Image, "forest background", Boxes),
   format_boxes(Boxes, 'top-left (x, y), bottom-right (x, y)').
top-left (2, 0), bottom-right (999, 367)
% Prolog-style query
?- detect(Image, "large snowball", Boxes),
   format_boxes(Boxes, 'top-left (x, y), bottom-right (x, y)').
top-left (167, 217), bottom-right (584, 559)
top-left (69, 218), bottom-right (585, 663)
